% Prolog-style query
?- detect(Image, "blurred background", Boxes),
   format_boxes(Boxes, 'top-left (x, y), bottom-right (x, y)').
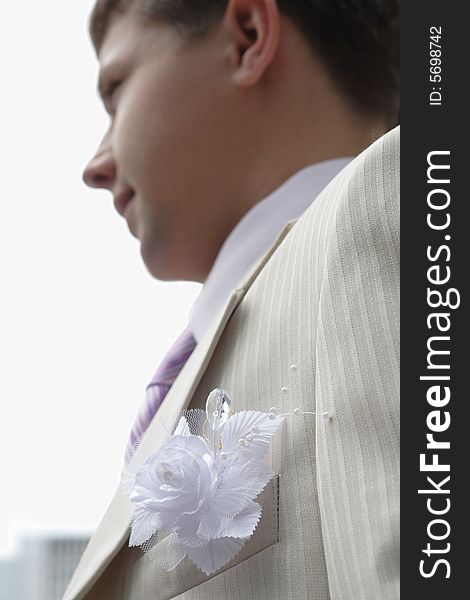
top-left (0, 2), bottom-right (201, 597)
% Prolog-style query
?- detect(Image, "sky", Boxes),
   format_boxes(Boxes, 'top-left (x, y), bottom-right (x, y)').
top-left (0, 1), bottom-right (201, 548)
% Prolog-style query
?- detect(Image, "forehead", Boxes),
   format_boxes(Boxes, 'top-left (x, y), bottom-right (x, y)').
top-left (95, 10), bottom-right (185, 106)
top-left (96, 14), bottom-right (135, 94)
top-left (90, 0), bottom-right (134, 54)
top-left (98, 12), bottom-right (141, 65)
top-left (97, 12), bottom-right (156, 96)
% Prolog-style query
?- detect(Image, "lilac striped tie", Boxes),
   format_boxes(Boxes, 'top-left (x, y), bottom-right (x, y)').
top-left (124, 327), bottom-right (197, 464)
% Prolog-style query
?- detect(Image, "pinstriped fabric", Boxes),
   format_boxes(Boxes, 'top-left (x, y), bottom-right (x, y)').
top-left (79, 127), bottom-right (399, 600)
top-left (314, 132), bottom-right (400, 599)
top-left (124, 328), bottom-right (197, 464)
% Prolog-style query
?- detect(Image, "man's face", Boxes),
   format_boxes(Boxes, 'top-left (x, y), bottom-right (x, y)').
top-left (83, 12), bottom-right (243, 282)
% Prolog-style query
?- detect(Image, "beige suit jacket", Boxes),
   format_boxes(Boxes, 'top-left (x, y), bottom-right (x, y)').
top-left (63, 126), bottom-right (400, 600)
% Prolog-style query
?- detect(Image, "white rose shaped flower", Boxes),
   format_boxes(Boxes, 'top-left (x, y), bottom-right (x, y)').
top-left (129, 435), bottom-right (217, 547)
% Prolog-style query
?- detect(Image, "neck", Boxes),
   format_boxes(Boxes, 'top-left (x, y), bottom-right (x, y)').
top-left (230, 30), bottom-right (390, 211)
top-left (235, 112), bottom-right (388, 221)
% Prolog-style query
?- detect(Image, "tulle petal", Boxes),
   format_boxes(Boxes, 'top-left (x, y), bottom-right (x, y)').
top-left (129, 506), bottom-right (158, 547)
top-left (186, 537), bottom-right (245, 576)
top-left (157, 533), bottom-right (188, 571)
top-left (222, 501), bottom-right (262, 539)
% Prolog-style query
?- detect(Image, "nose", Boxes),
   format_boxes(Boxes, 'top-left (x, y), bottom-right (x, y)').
top-left (82, 134), bottom-right (116, 190)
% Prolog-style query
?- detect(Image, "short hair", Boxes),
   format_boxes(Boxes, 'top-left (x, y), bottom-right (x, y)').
top-left (89, 0), bottom-right (399, 124)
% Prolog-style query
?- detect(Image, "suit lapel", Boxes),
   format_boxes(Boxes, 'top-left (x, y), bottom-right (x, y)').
top-left (63, 218), bottom-right (299, 600)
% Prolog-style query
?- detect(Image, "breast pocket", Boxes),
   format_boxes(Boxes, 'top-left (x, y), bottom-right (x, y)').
top-left (122, 476), bottom-right (280, 600)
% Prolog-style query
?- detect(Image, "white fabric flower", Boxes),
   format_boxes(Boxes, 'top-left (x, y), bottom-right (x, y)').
top-left (129, 435), bottom-right (218, 547)
top-left (126, 389), bottom-right (284, 575)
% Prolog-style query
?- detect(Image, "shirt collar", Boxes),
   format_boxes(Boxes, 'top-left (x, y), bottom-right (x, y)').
top-left (188, 157), bottom-right (353, 342)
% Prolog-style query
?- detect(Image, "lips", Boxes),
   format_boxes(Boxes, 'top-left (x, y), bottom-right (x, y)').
top-left (114, 189), bottom-right (135, 217)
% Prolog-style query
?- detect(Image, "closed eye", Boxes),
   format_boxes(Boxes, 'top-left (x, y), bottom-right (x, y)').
top-left (102, 80), bottom-right (122, 113)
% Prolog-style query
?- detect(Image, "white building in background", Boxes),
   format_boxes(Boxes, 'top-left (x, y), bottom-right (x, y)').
top-left (0, 547), bottom-right (19, 600)
top-left (0, 526), bottom-right (92, 600)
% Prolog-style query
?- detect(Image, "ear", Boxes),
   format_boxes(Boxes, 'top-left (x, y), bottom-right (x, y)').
top-left (224, 0), bottom-right (280, 87)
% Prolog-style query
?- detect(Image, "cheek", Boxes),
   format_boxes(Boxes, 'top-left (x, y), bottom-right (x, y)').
top-left (120, 105), bottom-right (185, 197)
top-left (115, 61), bottom-right (217, 188)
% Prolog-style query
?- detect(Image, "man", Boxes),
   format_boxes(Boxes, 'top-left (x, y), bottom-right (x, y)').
top-left (65, 0), bottom-right (399, 598)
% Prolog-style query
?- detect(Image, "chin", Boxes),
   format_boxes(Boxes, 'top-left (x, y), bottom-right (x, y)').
top-left (140, 242), bottom-right (175, 282)
top-left (140, 231), bottom-right (204, 283)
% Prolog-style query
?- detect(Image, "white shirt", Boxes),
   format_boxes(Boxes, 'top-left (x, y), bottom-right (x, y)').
top-left (188, 158), bottom-right (353, 342)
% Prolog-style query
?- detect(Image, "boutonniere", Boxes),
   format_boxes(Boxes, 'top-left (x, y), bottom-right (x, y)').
top-left (123, 388), bottom-right (285, 575)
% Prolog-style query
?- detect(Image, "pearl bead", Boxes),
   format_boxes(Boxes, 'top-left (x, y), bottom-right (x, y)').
top-left (246, 433), bottom-right (253, 441)
top-left (269, 407), bottom-right (277, 413)
top-left (268, 412), bottom-right (276, 420)
top-left (291, 364), bottom-right (297, 371)
top-left (293, 408), bottom-right (301, 416)
top-left (281, 386), bottom-right (288, 392)
top-left (251, 426), bottom-right (260, 434)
